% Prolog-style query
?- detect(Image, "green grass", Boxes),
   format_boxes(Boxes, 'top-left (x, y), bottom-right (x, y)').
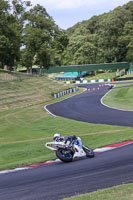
top-left (102, 83), bottom-right (133, 110)
top-left (0, 75), bottom-right (75, 110)
top-left (120, 74), bottom-right (133, 78)
top-left (84, 72), bottom-right (133, 81)
top-left (63, 183), bottom-right (133, 200)
top-left (84, 72), bottom-right (116, 80)
top-left (17, 65), bottom-right (40, 71)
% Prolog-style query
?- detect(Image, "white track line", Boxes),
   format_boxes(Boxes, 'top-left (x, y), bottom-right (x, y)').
top-left (0, 167), bottom-right (30, 174)
top-left (44, 105), bottom-right (57, 117)
top-left (94, 147), bottom-right (116, 153)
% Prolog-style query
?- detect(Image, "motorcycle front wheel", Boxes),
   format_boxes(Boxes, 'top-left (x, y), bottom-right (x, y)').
top-left (56, 148), bottom-right (73, 162)
top-left (82, 146), bottom-right (95, 158)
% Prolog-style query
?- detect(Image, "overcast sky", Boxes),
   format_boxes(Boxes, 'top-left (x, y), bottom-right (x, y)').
top-left (30, 0), bottom-right (131, 29)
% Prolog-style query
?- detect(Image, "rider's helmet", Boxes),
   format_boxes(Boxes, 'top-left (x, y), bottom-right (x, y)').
top-left (53, 133), bottom-right (60, 141)
top-left (72, 135), bottom-right (77, 140)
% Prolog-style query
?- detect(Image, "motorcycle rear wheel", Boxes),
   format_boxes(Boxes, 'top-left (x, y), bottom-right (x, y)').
top-left (56, 148), bottom-right (73, 162)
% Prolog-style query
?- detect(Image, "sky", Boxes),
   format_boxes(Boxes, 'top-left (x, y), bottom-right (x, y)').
top-left (30, 0), bottom-right (131, 29)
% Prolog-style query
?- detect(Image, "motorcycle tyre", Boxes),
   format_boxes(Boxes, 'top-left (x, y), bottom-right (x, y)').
top-left (83, 146), bottom-right (95, 158)
top-left (56, 148), bottom-right (73, 162)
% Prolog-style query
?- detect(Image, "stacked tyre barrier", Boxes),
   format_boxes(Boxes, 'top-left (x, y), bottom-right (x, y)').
top-left (52, 87), bottom-right (78, 98)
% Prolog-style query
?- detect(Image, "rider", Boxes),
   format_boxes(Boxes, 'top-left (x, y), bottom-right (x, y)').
top-left (64, 135), bottom-right (82, 147)
top-left (53, 134), bottom-right (82, 146)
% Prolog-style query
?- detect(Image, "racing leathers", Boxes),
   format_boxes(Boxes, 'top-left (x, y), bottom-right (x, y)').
top-left (64, 136), bottom-right (82, 147)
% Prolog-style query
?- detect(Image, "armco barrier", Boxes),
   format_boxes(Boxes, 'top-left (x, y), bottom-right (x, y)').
top-left (52, 87), bottom-right (78, 98)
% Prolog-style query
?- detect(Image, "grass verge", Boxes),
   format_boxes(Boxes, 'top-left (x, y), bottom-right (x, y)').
top-left (0, 74), bottom-right (76, 110)
top-left (84, 72), bottom-right (117, 80)
top-left (62, 183), bottom-right (133, 200)
top-left (102, 83), bottom-right (133, 110)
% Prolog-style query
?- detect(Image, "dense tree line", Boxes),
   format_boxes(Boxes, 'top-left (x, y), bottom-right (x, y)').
top-left (63, 1), bottom-right (133, 65)
top-left (0, 0), bottom-right (68, 72)
top-left (0, 0), bottom-right (133, 72)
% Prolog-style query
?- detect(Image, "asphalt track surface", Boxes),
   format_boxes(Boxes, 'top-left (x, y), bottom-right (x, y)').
top-left (46, 83), bottom-right (133, 127)
top-left (0, 143), bottom-right (133, 200)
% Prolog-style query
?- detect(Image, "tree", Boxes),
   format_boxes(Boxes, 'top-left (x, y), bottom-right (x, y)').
top-left (64, 1), bottom-right (133, 65)
top-left (22, 4), bottom-right (68, 73)
top-left (123, 21), bottom-right (133, 62)
top-left (63, 32), bottom-right (97, 65)
top-left (0, 0), bottom-right (30, 70)
top-left (0, 0), bottom-right (10, 68)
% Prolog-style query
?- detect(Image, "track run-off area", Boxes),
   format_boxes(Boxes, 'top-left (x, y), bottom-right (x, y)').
top-left (0, 83), bottom-right (133, 200)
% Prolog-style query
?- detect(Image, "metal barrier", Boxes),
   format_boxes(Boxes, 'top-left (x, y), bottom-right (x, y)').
top-left (52, 87), bottom-right (78, 98)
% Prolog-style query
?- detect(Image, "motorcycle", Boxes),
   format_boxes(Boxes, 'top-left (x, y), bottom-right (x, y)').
top-left (45, 140), bottom-right (95, 162)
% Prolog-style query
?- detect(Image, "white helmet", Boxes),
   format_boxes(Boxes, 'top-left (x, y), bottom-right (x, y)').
top-left (54, 133), bottom-right (60, 138)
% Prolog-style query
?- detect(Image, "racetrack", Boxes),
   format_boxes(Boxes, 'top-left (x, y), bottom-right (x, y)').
top-left (1, 83), bottom-right (133, 200)
top-left (0, 143), bottom-right (133, 200)
top-left (46, 83), bottom-right (133, 127)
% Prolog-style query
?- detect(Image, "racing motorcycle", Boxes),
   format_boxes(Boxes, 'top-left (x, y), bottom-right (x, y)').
top-left (45, 140), bottom-right (95, 162)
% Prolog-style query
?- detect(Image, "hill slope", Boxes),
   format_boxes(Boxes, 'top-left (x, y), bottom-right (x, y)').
top-left (62, 1), bottom-right (133, 65)
top-left (0, 73), bottom-right (70, 111)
